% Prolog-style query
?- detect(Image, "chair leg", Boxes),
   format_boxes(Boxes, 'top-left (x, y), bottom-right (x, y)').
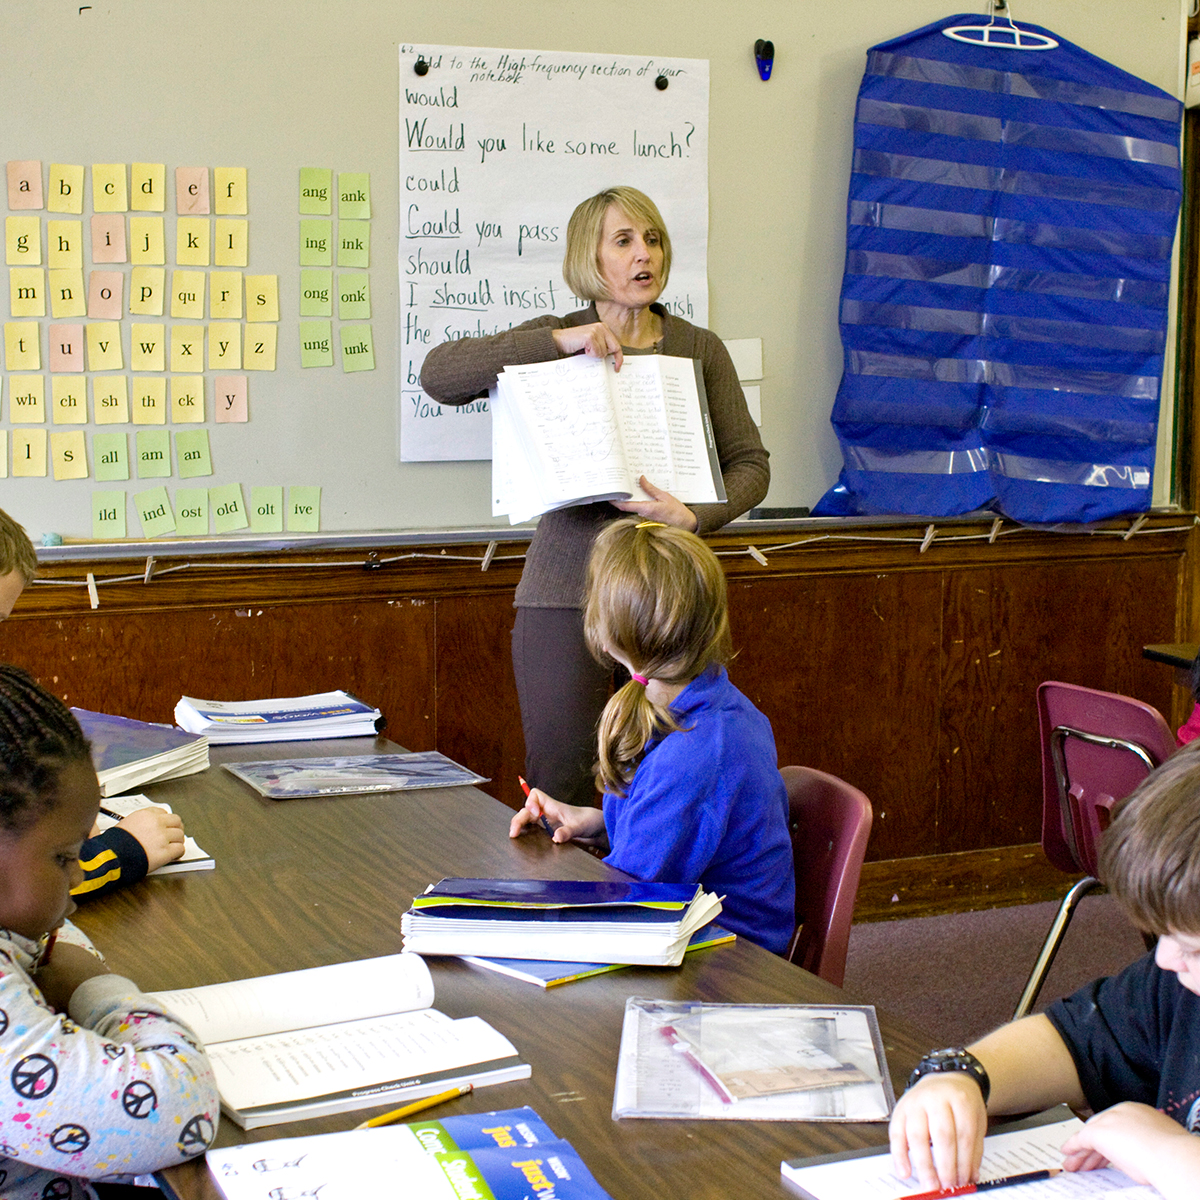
top-left (1012, 876), bottom-right (1104, 1021)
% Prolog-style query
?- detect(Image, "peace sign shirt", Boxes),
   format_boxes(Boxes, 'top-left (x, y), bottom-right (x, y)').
top-left (0, 923), bottom-right (218, 1199)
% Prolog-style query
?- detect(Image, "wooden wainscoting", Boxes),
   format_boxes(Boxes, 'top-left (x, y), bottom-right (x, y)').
top-left (4, 513), bottom-right (1193, 916)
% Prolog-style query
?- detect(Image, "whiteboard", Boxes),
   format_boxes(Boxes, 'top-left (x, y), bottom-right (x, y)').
top-left (0, 0), bottom-right (1185, 543)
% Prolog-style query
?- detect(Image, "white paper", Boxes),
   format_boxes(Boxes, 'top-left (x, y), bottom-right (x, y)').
top-left (210, 1127), bottom-right (453, 1200)
top-left (398, 43), bottom-right (710, 463)
top-left (150, 954), bottom-right (435, 1045)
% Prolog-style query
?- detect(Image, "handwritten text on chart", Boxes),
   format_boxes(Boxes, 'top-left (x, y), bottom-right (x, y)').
top-left (397, 44), bottom-right (709, 462)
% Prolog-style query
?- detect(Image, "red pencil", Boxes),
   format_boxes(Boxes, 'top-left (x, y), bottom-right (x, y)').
top-left (898, 1169), bottom-right (1061, 1200)
top-left (518, 776), bottom-right (554, 836)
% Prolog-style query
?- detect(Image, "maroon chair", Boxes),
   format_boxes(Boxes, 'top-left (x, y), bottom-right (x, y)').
top-left (1013, 681), bottom-right (1176, 1018)
top-left (781, 765), bottom-right (873, 987)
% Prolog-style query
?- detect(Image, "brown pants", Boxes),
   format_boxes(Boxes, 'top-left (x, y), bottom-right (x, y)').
top-left (511, 606), bottom-right (612, 808)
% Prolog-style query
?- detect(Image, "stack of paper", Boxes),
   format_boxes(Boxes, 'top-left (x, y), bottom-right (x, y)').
top-left (207, 1106), bottom-right (613, 1200)
top-left (72, 708), bottom-right (209, 797)
top-left (174, 689), bottom-right (382, 744)
top-left (401, 878), bottom-right (722, 966)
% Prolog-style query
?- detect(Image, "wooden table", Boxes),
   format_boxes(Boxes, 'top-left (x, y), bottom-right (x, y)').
top-left (1143, 643), bottom-right (1198, 671)
top-left (71, 737), bottom-right (931, 1200)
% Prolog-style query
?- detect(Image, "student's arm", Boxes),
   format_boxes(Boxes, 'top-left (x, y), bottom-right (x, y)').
top-left (74, 809), bottom-right (187, 900)
top-left (1060, 1102), bottom-right (1200, 1199)
top-left (889, 1014), bottom-right (1085, 1190)
top-left (2, 937), bottom-right (217, 1179)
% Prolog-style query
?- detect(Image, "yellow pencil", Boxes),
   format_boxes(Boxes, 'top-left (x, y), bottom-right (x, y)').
top-left (353, 1083), bottom-right (473, 1130)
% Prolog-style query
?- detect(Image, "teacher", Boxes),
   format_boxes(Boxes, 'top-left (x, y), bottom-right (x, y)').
top-left (421, 186), bottom-right (769, 807)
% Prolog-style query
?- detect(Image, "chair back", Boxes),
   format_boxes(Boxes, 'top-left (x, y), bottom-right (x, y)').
top-left (1037, 681), bottom-right (1176, 877)
top-left (781, 765), bottom-right (873, 987)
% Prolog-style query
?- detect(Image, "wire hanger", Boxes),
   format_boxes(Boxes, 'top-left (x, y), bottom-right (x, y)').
top-left (943, 0), bottom-right (1058, 51)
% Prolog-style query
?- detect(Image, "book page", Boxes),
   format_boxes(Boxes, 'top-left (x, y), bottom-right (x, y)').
top-left (610, 356), bottom-right (722, 503)
top-left (781, 1116), bottom-right (1160, 1199)
top-left (609, 357), bottom-right (674, 490)
top-left (150, 953), bottom-right (435, 1044)
top-left (500, 357), bottom-right (634, 502)
top-left (210, 1010), bottom-right (518, 1113)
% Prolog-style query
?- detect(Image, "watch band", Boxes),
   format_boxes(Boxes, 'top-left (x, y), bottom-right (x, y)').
top-left (907, 1047), bottom-right (991, 1104)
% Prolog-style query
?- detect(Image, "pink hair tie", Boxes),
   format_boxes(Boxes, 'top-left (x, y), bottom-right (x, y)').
top-left (631, 673), bottom-right (649, 686)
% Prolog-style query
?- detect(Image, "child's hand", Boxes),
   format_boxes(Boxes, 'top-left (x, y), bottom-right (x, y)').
top-left (889, 1073), bottom-right (987, 1191)
top-left (509, 788), bottom-right (606, 844)
top-left (1061, 1102), bottom-right (1200, 1195)
top-left (34, 940), bottom-right (111, 1012)
top-left (117, 807), bottom-right (186, 871)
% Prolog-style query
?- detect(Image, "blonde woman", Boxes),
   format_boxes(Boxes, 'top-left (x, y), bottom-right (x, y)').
top-left (422, 187), bottom-right (768, 809)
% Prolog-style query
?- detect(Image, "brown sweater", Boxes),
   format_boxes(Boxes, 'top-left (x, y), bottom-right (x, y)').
top-left (420, 303), bottom-right (770, 608)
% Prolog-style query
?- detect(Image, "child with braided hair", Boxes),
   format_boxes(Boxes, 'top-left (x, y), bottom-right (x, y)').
top-left (509, 518), bottom-right (795, 953)
top-left (0, 663), bottom-right (217, 1199)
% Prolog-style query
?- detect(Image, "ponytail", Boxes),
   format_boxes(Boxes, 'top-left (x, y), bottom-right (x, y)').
top-left (585, 519), bottom-right (730, 795)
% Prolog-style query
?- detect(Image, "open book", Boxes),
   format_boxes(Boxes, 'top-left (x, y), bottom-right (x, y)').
top-left (150, 954), bottom-right (528, 1129)
top-left (491, 354), bottom-right (727, 523)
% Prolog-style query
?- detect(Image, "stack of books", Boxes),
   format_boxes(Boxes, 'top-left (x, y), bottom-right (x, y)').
top-left (401, 878), bottom-right (722, 967)
top-left (174, 689), bottom-right (382, 744)
top-left (72, 708), bottom-right (209, 797)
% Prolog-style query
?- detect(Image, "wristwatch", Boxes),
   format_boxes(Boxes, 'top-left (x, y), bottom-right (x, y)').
top-left (907, 1047), bottom-right (991, 1104)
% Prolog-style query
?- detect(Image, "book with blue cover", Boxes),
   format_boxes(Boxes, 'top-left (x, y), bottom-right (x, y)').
top-left (206, 1106), bottom-right (613, 1200)
top-left (174, 689), bottom-right (383, 744)
top-left (72, 707), bottom-right (209, 797)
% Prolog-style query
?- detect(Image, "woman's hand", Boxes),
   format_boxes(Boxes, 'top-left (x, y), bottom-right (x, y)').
top-left (552, 323), bottom-right (623, 370)
top-left (613, 476), bottom-right (699, 531)
top-left (117, 807), bottom-right (187, 871)
top-left (509, 787), bottom-right (606, 844)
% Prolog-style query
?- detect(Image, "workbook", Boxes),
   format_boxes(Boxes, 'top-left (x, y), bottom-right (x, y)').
top-left (72, 707), bottom-right (209, 797)
top-left (207, 1106), bottom-right (612, 1200)
top-left (490, 353), bottom-right (727, 523)
top-left (780, 1109), bottom-right (1158, 1198)
top-left (460, 923), bottom-right (735, 987)
top-left (401, 878), bottom-right (723, 966)
top-left (150, 954), bottom-right (529, 1129)
top-left (613, 999), bottom-right (893, 1122)
top-left (94, 794), bottom-right (213, 874)
top-left (174, 689), bottom-right (383, 744)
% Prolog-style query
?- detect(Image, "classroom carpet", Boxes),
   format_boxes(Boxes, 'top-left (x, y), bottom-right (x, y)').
top-left (841, 893), bottom-right (1150, 1047)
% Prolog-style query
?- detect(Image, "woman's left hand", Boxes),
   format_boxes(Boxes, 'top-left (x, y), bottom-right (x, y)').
top-left (614, 476), bottom-right (698, 531)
